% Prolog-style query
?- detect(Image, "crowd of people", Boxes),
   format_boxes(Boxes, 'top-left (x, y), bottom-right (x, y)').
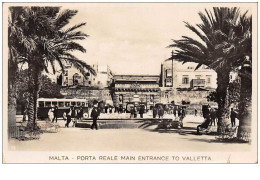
top-left (152, 105), bottom-right (186, 120)
top-left (47, 105), bottom-right (84, 128)
top-left (46, 101), bottom-right (238, 133)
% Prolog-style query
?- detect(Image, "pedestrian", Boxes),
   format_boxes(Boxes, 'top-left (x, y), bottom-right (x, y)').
top-left (65, 107), bottom-right (72, 128)
top-left (158, 105), bottom-right (164, 118)
top-left (153, 106), bottom-right (158, 118)
top-left (202, 105), bottom-right (207, 118)
top-left (77, 106), bottom-right (83, 122)
top-left (181, 107), bottom-right (186, 118)
top-left (104, 105), bottom-right (108, 113)
top-left (230, 108), bottom-right (237, 127)
top-left (22, 108), bottom-right (28, 122)
top-left (48, 106), bottom-right (54, 121)
top-left (139, 105), bottom-right (145, 118)
top-left (130, 107), bottom-right (134, 118)
top-left (194, 109), bottom-right (197, 116)
top-left (202, 105), bottom-right (210, 119)
top-left (210, 108), bottom-right (217, 126)
top-left (178, 107), bottom-right (182, 117)
top-left (52, 106), bottom-right (58, 123)
top-left (134, 106), bottom-right (137, 118)
top-left (91, 103), bottom-right (100, 130)
top-left (173, 106), bottom-right (177, 117)
top-left (71, 106), bottom-right (77, 127)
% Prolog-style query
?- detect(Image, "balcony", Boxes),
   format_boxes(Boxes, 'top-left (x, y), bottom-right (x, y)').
top-left (191, 79), bottom-right (205, 88)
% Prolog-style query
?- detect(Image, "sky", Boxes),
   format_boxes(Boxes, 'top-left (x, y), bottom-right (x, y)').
top-left (58, 3), bottom-right (252, 75)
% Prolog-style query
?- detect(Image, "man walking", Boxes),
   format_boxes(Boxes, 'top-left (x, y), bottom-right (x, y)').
top-left (158, 105), bottom-right (164, 118)
top-left (230, 108), bottom-right (237, 127)
top-left (52, 106), bottom-right (58, 123)
top-left (65, 107), bottom-right (72, 128)
top-left (153, 106), bottom-right (158, 118)
top-left (77, 106), bottom-right (83, 122)
top-left (194, 108), bottom-right (197, 116)
top-left (71, 106), bottom-right (77, 127)
top-left (133, 106), bottom-right (137, 118)
top-left (139, 105), bottom-right (145, 118)
top-left (91, 103), bottom-right (100, 130)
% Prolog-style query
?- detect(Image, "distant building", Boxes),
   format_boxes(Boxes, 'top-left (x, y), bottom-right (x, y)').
top-left (53, 63), bottom-right (114, 105)
top-left (57, 62), bottom-right (113, 88)
top-left (161, 60), bottom-right (217, 89)
top-left (112, 75), bottom-right (161, 110)
top-left (160, 60), bottom-right (217, 105)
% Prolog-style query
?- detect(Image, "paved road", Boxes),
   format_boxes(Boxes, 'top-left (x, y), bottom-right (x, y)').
top-left (9, 115), bottom-right (248, 152)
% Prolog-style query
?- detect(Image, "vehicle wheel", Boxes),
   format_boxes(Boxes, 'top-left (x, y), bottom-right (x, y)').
top-left (83, 113), bottom-right (89, 119)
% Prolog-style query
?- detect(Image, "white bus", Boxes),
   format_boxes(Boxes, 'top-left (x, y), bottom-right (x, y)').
top-left (37, 98), bottom-right (89, 119)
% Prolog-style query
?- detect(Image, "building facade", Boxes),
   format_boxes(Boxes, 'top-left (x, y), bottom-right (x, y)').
top-left (112, 75), bottom-right (161, 110)
top-left (54, 63), bottom-right (114, 106)
top-left (57, 62), bottom-right (113, 88)
top-left (160, 60), bottom-right (217, 105)
top-left (161, 60), bottom-right (217, 89)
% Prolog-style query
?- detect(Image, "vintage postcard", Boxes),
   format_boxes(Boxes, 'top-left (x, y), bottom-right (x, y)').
top-left (2, 2), bottom-right (258, 163)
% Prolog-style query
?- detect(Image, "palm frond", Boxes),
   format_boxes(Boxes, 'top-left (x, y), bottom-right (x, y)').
top-left (55, 9), bottom-right (78, 29)
top-left (64, 23), bottom-right (86, 33)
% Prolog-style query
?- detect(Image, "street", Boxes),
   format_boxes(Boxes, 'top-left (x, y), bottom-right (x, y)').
top-left (9, 114), bottom-right (249, 152)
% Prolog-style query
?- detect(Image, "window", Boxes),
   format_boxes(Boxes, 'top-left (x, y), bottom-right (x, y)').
top-left (89, 81), bottom-right (91, 85)
top-left (165, 78), bottom-right (172, 87)
top-left (64, 70), bottom-right (68, 76)
top-left (65, 102), bottom-right (70, 107)
top-left (39, 101), bottom-right (44, 107)
top-left (182, 75), bottom-right (189, 84)
top-left (45, 101), bottom-right (51, 107)
top-left (150, 95), bottom-right (154, 102)
top-left (206, 75), bottom-right (211, 83)
top-left (119, 95), bottom-right (123, 103)
top-left (166, 69), bottom-right (172, 77)
top-left (165, 92), bottom-right (168, 98)
top-left (58, 102), bottom-right (64, 107)
top-left (64, 77), bottom-right (68, 84)
top-left (230, 75), bottom-right (233, 81)
top-left (97, 81), bottom-right (101, 85)
top-left (187, 66), bottom-right (194, 69)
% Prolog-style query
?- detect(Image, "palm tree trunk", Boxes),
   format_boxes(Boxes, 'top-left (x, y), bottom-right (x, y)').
top-left (216, 70), bottom-right (231, 133)
top-left (237, 66), bottom-right (252, 140)
top-left (8, 82), bottom-right (17, 137)
top-left (8, 49), bottom-right (18, 137)
top-left (27, 63), bottom-right (41, 129)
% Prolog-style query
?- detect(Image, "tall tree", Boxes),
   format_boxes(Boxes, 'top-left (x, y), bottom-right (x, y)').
top-left (169, 7), bottom-right (252, 132)
top-left (8, 7), bottom-right (28, 133)
top-left (8, 7), bottom-right (96, 129)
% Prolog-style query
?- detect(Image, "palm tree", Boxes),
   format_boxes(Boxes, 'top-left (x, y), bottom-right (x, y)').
top-left (8, 7), bottom-right (96, 129)
top-left (169, 7), bottom-right (252, 132)
top-left (8, 7), bottom-right (29, 134)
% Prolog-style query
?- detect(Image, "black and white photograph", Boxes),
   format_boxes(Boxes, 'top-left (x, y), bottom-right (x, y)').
top-left (2, 2), bottom-right (257, 163)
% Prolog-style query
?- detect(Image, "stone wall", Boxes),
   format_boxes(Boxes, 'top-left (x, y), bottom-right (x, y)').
top-left (60, 87), bottom-right (112, 103)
